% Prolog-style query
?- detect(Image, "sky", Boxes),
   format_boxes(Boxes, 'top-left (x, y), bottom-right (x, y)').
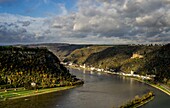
top-left (0, 0), bottom-right (170, 45)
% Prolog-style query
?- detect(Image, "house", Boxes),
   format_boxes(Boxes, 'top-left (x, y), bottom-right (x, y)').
top-left (31, 82), bottom-right (36, 87)
top-left (80, 64), bottom-right (86, 68)
top-left (131, 53), bottom-right (143, 59)
top-left (97, 68), bottom-right (104, 72)
top-left (68, 62), bottom-right (73, 66)
top-left (90, 67), bottom-right (95, 70)
top-left (131, 70), bottom-right (134, 75)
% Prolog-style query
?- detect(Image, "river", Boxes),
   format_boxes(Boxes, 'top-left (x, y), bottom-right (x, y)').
top-left (1, 68), bottom-right (170, 108)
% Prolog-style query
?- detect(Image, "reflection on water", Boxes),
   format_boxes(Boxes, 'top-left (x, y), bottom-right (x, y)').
top-left (97, 72), bottom-right (101, 75)
top-left (83, 69), bottom-right (86, 73)
top-left (0, 68), bottom-right (170, 108)
top-left (90, 71), bottom-right (94, 74)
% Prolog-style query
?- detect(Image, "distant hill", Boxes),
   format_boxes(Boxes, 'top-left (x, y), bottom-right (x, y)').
top-left (63, 45), bottom-right (111, 64)
top-left (22, 43), bottom-right (89, 60)
top-left (15, 43), bottom-right (170, 84)
top-left (0, 46), bottom-right (74, 89)
top-left (84, 45), bottom-right (139, 70)
top-left (61, 44), bottom-right (169, 84)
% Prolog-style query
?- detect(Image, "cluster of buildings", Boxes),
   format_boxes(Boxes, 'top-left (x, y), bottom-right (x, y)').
top-left (120, 70), bottom-right (155, 80)
top-left (63, 62), bottom-right (155, 80)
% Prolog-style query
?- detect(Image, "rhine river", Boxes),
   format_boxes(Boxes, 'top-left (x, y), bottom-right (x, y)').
top-left (1, 68), bottom-right (170, 108)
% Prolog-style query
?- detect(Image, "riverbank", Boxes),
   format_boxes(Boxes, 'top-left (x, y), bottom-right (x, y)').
top-left (118, 91), bottom-right (154, 108)
top-left (133, 78), bottom-right (170, 96)
top-left (0, 86), bottom-right (77, 101)
top-left (68, 65), bottom-right (170, 96)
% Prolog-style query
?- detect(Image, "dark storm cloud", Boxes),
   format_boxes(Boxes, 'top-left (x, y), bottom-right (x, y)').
top-left (17, 21), bottom-right (31, 26)
top-left (71, 0), bottom-right (170, 43)
top-left (0, 22), bottom-right (36, 43)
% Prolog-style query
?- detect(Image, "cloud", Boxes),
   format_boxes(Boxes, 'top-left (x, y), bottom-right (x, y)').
top-left (58, 4), bottom-right (68, 16)
top-left (71, 0), bottom-right (170, 43)
top-left (0, 13), bottom-right (47, 43)
top-left (0, 22), bottom-right (35, 43)
top-left (0, 0), bottom-right (170, 44)
top-left (17, 21), bottom-right (31, 26)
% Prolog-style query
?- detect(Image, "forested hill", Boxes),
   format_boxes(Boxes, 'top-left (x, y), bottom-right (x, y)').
top-left (0, 46), bottom-right (72, 89)
top-left (62, 44), bottom-right (170, 83)
top-left (23, 43), bottom-right (170, 83)
top-left (142, 44), bottom-right (170, 82)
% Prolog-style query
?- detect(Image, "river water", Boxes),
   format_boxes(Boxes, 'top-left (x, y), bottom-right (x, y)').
top-left (1, 68), bottom-right (170, 108)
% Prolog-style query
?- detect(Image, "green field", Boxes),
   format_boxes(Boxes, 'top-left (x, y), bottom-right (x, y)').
top-left (0, 86), bottom-right (76, 101)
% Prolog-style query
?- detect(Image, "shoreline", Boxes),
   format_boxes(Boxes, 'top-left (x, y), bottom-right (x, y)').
top-left (136, 96), bottom-right (154, 108)
top-left (10, 86), bottom-right (76, 100)
top-left (0, 86), bottom-right (78, 101)
top-left (118, 91), bottom-right (155, 108)
top-left (133, 78), bottom-right (170, 96)
top-left (68, 65), bottom-right (170, 96)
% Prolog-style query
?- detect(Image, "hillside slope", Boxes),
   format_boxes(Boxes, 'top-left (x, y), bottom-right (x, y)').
top-left (64, 46), bottom-right (111, 64)
top-left (63, 44), bottom-right (170, 83)
top-left (84, 45), bottom-right (139, 70)
top-left (141, 44), bottom-right (170, 82)
top-left (23, 43), bottom-right (89, 60)
top-left (0, 46), bottom-right (73, 89)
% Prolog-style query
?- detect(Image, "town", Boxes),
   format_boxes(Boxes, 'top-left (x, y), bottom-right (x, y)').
top-left (62, 62), bottom-right (156, 80)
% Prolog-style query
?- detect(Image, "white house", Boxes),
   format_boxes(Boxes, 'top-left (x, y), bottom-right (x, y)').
top-left (131, 70), bottom-right (134, 75)
top-left (31, 82), bottom-right (36, 87)
top-left (90, 67), bottom-right (95, 70)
